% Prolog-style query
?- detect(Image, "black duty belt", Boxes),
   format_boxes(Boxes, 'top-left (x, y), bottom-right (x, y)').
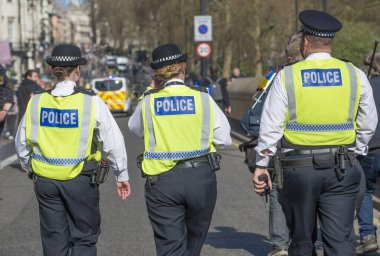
top-left (176, 155), bottom-right (209, 169)
top-left (283, 148), bottom-right (337, 157)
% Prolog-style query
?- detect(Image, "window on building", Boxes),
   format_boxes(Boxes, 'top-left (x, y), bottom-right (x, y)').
top-left (7, 17), bottom-right (14, 42)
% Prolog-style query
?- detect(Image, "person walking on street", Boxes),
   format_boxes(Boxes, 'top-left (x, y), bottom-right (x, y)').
top-left (253, 10), bottom-right (377, 256)
top-left (0, 66), bottom-right (15, 137)
top-left (128, 43), bottom-right (231, 256)
top-left (200, 66), bottom-right (232, 114)
top-left (17, 69), bottom-right (41, 120)
top-left (355, 51), bottom-right (380, 255)
top-left (15, 44), bottom-right (131, 256)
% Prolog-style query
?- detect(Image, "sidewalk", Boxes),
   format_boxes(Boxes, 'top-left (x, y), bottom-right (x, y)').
top-left (0, 138), bottom-right (17, 169)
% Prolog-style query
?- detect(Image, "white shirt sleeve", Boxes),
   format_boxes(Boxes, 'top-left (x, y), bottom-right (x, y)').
top-left (128, 100), bottom-right (144, 138)
top-left (255, 71), bottom-right (287, 167)
top-left (354, 69), bottom-right (378, 155)
top-left (15, 114), bottom-right (32, 171)
top-left (94, 96), bottom-right (129, 182)
top-left (211, 97), bottom-right (232, 146)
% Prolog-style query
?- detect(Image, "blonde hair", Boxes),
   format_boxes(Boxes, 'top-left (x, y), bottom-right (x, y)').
top-left (286, 32), bottom-right (304, 64)
top-left (154, 62), bottom-right (186, 86)
top-left (363, 51), bottom-right (380, 78)
top-left (52, 66), bottom-right (78, 81)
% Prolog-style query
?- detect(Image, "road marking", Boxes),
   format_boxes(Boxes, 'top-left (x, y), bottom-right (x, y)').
top-left (0, 154), bottom-right (18, 169)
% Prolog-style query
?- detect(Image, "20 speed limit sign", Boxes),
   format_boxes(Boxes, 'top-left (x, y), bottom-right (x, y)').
top-left (196, 42), bottom-right (211, 58)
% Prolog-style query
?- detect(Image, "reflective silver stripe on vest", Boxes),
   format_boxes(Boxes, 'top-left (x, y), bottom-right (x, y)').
top-left (200, 92), bottom-right (211, 148)
top-left (345, 63), bottom-right (358, 122)
top-left (144, 147), bottom-right (210, 160)
top-left (284, 66), bottom-right (297, 122)
top-left (144, 95), bottom-right (156, 152)
top-left (30, 94), bottom-right (42, 155)
top-left (78, 95), bottom-right (93, 156)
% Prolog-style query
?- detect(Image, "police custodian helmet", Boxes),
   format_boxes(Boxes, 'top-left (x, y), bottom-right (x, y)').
top-left (150, 43), bottom-right (187, 70)
top-left (299, 10), bottom-right (342, 38)
top-left (46, 44), bottom-right (87, 67)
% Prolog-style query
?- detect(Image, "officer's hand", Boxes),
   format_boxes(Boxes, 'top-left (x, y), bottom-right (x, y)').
top-left (116, 181), bottom-right (131, 200)
top-left (225, 106), bottom-right (231, 115)
top-left (0, 110), bottom-right (7, 121)
top-left (252, 167), bottom-right (272, 194)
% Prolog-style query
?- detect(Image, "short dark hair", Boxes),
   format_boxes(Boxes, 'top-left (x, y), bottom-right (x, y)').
top-left (304, 33), bottom-right (333, 49)
top-left (24, 69), bottom-right (38, 80)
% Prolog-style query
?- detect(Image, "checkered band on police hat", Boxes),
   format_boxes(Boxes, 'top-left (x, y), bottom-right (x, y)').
top-left (152, 54), bottom-right (182, 65)
top-left (51, 56), bottom-right (80, 62)
top-left (300, 26), bottom-right (336, 38)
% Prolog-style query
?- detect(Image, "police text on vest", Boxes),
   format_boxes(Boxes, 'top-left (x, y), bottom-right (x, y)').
top-left (40, 108), bottom-right (79, 128)
top-left (154, 96), bottom-right (196, 115)
top-left (301, 69), bottom-right (342, 87)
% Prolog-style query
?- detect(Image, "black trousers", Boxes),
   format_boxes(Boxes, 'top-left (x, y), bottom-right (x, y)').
top-left (34, 174), bottom-right (101, 256)
top-left (279, 163), bottom-right (360, 256)
top-left (145, 162), bottom-right (217, 256)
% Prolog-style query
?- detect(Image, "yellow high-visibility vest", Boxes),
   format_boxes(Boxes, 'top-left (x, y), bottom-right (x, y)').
top-left (141, 85), bottom-right (215, 175)
top-left (25, 91), bottom-right (100, 180)
top-left (282, 58), bottom-right (361, 146)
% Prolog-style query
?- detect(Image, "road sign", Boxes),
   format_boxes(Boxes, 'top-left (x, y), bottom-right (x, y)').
top-left (196, 42), bottom-right (212, 58)
top-left (194, 16), bottom-right (212, 42)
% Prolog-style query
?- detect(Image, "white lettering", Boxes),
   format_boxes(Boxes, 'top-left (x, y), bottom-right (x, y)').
top-left (310, 72), bottom-right (317, 83)
top-left (70, 113), bottom-right (76, 124)
top-left (303, 72), bottom-right (310, 84)
top-left (63, 113), bottom-right (70, 124)
top-left (326, 72), bottom-right (333, 83)
top-left (41, 111), bottom-right (48, 122)
top-left (187, 99), bottom-right (194, 111)
top-left (333, 71), bottom-right (340, 84)
top-left (163, 100), bottom-right (170, 111)
top-left (48, 112), bottom-right (54, 123)
top-left (317, 72), bottom-right (323, 84)
top-left (156, 100), bottom-right (163, 112)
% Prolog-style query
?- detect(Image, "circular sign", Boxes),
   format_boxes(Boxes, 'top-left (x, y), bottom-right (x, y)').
top-left (196, 43), bottom-right (212, 58)
top-left (198, 24), bottom-right (208, 35)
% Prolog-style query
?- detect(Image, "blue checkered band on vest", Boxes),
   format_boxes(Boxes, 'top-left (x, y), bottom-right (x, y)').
top-left (144, 147), bottom-right (210, 160)
top-left (33, 153), bottom-right (86, 165)
top-left (286, 122), bottom-right (354, 132)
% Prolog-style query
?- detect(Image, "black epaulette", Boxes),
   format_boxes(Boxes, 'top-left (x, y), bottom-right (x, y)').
top-left (283, 61), bottom-right (299, 67)
top-left (144, 88), bottom-right (163, 96)
top-left (338, 58), bottom-right (351, 63)
top-left (74, 86), bottom-right (97, 96)
top-left (33, 90), bottom-right (46, 95)
top-left (188, 86), bottom-right (208, 93)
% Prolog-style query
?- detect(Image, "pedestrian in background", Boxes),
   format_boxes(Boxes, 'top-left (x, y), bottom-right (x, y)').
top-left (253, 10), bottom-right (377, 255)
top-left (355, 51), bottom-right (380, 255)
top-left (129, 43), bottom-right (231, 256)
top-left (200, 66), bottom-right (232, 114)
top-left (16, 44), bottom-right (131, 256)
top-left (17, 69), bottom-right (40, 120)
top-left (0, 66), bottom-right (14, 137)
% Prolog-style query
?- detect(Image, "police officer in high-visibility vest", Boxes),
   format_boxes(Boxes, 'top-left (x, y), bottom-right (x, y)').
top-left (15, 44), bottom-right (131, 256)
top-left (128, 43), bottom-right (231, 256)
top-left (253, 10), bottom-right (377, 255)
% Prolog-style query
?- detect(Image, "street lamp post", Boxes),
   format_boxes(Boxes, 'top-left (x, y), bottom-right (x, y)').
top-left (200, 0), bottom-right (207, 78)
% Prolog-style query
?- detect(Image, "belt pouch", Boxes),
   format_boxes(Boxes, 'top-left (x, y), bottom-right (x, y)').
top-left (312, 152), bottom-right (335, 170)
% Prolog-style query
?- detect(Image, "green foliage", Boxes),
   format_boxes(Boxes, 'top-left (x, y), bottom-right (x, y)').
top-left (334, 21), bottom-right (379, 67)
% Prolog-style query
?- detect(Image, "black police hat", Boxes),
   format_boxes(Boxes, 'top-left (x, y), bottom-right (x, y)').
top-left (299, 10), bottom-right (342, 38)
top-left (46, 44), bottom-right (87, 67)
top-left (151, 43), bottom-right (187, 70)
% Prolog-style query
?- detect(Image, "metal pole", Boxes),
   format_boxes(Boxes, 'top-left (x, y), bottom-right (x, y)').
top-left (322, 0), bottom-right (327, 12)
top-left (295, 0), bottom-right (299, 31)
top-left (200, 0), bottom-right (207, 79)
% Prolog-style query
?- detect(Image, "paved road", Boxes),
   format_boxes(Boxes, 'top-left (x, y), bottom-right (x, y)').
top-left (1, 116), bottom-right (379, 256)
top-left (0, 116), bottom-right (272, 256)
